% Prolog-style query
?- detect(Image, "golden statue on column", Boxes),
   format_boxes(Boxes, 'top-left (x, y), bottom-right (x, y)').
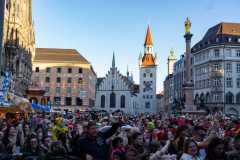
top-left (185, 17), bottom-right (191, 34)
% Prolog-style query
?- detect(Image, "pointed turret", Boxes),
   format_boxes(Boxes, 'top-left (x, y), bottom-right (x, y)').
top-left (112, 51), bottom-right (115, 68)
top-left (144, 25), bottom-right (153, 46)
top-left (141, 26), bottom-right (155, 67)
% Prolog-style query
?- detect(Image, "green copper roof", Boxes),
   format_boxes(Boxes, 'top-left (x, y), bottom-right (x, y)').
top-left (168, 49), bottom-right (176, 60)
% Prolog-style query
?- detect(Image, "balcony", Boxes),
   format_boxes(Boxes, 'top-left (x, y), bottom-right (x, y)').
top-left (210, 70), bottom-right (224, 77)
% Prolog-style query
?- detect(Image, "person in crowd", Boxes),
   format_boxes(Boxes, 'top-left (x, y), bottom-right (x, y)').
top-left (75, 118), bottom-right (120, 160)
top-left (23, 136), bottom-right (40, 158)
top-left (205, 137), bottom-right (227, 160)
top-left (111, 137), bottom-right (126, 160)
top-left (227, 134), bottom-right (240, 160)
top-left (180, 139), bottom-right (205, 160)
top-left (126, 132), bottom-right (149, 160)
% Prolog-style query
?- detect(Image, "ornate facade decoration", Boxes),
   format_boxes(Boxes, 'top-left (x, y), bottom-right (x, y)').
top-left (3, 0), bottom-right (35, 96)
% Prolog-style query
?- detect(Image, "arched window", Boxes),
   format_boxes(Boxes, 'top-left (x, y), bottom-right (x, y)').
top-left (200, 93), bottom-right (205, 103)
top-left (226, 92), bottom-right (234, 104)
top-left (101, 95), bottom-right (105, 108)
top-left (110, 92), bottom-right (116, 108)
top-left (120, 95), bottom-right (125, 108)
top-left (236, 92), bottom-right (240, 104)
top-left (206, 92), bottom-right (210, 103)
top-left (194, 94), bottom-right (199, 104)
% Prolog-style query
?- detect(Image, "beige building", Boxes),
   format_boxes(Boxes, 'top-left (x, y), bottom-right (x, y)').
top-left (2, 0), bottom-right (35, 96)
top-left (32, 48), bottom-right (96, 112)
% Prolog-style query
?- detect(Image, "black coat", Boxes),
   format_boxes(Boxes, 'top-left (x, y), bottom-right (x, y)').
top-left (75, 123), bottom-right (119, 160)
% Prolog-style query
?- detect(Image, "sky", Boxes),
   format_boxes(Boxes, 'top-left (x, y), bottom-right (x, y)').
top-left (32, 0), bottom-right (240, 93)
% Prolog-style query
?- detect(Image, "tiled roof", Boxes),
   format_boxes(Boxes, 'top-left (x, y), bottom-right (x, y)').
top-left (34, 48), bottom-right (90, 64)
top-left (192, 22), bottom-right (240, 52)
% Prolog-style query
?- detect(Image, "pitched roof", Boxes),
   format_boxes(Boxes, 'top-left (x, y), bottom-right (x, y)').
top-left (144, 26), bottom-right (153, 46)
top-left (202, 22), bottom-right (240, 40)
top-left (141, 53), bottom-right (156, 67)
top-left (192, 22), bottom-right (240, 52)
top-left (34, 48), bottom-right (90, 64)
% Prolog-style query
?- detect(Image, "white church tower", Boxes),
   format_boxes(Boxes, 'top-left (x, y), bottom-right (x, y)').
top-left (139, 26), bottom-right (157, 113)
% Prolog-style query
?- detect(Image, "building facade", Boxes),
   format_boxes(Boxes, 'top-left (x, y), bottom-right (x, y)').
top-left (2, 0), bottom-right (35, 96)
top-left (163, 50), bottom-right (176, 112)
top-left (156, 93), bottom-right (164, 113)
top-left (139, 26), bottom-right (157, 113)
top-left (32, 48), bottom-right (96, 112)
top-left (95, 54), bottom-right (136, 113)
top-left (192, 22), bottom-right (240, 115)
top-left (173, 55), bottom-right (185, 110)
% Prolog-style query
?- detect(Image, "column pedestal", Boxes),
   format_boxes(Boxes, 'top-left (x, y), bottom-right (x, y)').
top-left (182, 82), bottom-right (196, 111)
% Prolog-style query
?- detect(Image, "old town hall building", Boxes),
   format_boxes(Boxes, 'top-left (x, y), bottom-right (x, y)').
top-left (95, 26), bottom-right (157, 114)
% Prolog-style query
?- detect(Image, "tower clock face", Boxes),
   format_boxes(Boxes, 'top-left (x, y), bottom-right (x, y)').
top-left (143, 81), bottom-right (153, 92)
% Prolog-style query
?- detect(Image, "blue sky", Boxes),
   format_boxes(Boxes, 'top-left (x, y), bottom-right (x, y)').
top-left (32, 0), bottom-right (240, 92)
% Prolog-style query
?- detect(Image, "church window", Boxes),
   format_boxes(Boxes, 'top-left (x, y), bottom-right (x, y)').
top-left (121, 95), bottom-right (125, 108)
top-left (101, 95), bottom-right (105, 108)
top-left (150, 73), bottom-right (153, 77)
top-left (110, 92), bottom-right (116, 108)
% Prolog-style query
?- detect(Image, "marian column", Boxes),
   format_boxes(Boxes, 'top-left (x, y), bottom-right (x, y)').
top-left (182, 17), bottom-right (195, 111)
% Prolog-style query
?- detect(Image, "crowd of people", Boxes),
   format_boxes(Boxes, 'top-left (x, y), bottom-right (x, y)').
top-left (0, 110), bottom-right (239, 160)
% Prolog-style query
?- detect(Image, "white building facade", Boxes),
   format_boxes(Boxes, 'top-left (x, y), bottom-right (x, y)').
top-left (192, 22), bottom-right (240, 116)
top-left (95, 54), bottom-right (136, 113)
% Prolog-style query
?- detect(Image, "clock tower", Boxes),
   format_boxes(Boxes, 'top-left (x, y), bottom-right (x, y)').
top-left (139, 26), bottom-right (157, 113)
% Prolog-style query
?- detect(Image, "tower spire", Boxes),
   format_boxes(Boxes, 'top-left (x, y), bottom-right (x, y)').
top-left (127, 65), bottom-right (129, 77)
top-left (112, 51), bottom-right (115, 68)
top-left (144, 25), bottom-right (153, 46)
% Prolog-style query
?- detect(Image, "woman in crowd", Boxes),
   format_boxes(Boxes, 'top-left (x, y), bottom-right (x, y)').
top-left (180, 139), bottom-right (205, 160)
